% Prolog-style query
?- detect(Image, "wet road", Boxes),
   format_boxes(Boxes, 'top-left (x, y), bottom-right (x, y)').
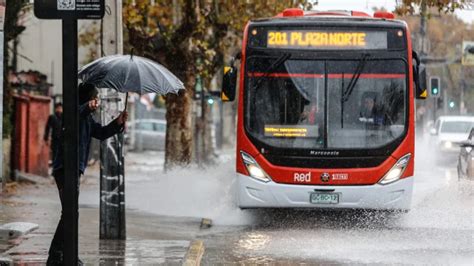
top-left (199, 174), bottom-right (472, 264)
top-left (2, 144), bottom-right (473, 264)
top-left (114, 146), bottom-right (473, 264)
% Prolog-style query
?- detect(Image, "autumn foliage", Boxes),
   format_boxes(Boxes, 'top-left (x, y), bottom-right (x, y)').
top-left (122, 0), bottom-right (313, 167)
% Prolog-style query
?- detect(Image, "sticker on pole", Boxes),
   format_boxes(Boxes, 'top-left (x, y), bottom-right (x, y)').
top-left (462, 41), bottom-right (474, 66)
top-left (58, 0), bottom-right (75, 11)
top-left (34, 0), bottom-right (105, 20)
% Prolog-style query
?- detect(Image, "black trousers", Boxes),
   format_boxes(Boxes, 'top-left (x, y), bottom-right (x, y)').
top-left (47, 169), bottom-right (80, 263)
top-left (51, 140), bottom-right (59, 164)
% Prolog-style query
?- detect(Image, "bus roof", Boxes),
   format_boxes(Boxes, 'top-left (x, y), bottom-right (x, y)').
top-left (251, 9), bottom-right (406, 28)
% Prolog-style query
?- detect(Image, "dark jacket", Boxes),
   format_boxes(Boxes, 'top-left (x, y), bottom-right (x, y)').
top-left (44, 113), bottom-right (62, 142)
top-left (53, 103), bottom-right (123, 174)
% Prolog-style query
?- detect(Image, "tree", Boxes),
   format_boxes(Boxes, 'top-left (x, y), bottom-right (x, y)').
top-left (78, 21), bottom-right (101, 65)
top-left (395, 0), bottom-right (472, 15)
top-left (123, 0), bottom-right (313, 169)
top-left (3, 0), bottom-right (29, 138)
top-left (398, 6), bottom-right (474, 115)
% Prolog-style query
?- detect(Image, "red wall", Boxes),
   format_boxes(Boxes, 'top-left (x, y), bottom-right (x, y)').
top-left (13, 95), bottom-right (51, 177)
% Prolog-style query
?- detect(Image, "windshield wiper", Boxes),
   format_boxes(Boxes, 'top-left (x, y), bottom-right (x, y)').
top-left (340, 54), bottom-right (370, 128)
top-left (342, 54), bottom-right (369, 103)
top-left (253, 53), bottom-right (291, 91)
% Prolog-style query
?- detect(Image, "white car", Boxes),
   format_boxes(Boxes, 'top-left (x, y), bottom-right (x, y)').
top-left (125, 119), bottom-right (166, 151)
top-left (430, 116), bottom-right (474, 156)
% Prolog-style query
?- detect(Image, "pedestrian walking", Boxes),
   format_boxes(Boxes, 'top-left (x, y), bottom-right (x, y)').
top-left (44, 103), bottom-right (63, 166)
top-left (47, 83), bottom-right (128, 265)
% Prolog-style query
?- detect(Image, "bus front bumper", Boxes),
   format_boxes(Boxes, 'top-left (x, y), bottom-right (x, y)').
top-left (238, 174), bottom-right (413, 210)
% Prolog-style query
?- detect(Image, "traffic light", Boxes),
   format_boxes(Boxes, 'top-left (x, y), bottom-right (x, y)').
top-left (449, 100), bottom-right (455, 109)
top-left (205, 91), bottom-right (221, 105)
top-left (429, 77), bottom-right (440, 98)
top-left (207, 98), bottom-right (215, 105)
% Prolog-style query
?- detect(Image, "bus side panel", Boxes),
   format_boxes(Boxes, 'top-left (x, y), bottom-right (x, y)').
top-left (392, 22), bottom-right (415, 180)
top-left (236, 23), bottom-right (258, 177)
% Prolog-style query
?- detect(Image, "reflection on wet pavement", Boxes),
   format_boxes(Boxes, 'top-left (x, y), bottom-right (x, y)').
top-left (96, 239), bottom-right (189, 265)
top-left (1, 143), bottom-right (473, 264)
top-left (9, 239), bottom-right (189, 265)
top-left (237, 232), bottom-right (270, 251)
top-left (0, 187), bottom-right (197, 265)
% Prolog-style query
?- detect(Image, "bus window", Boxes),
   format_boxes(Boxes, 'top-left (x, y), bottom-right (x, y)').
top-left (247, 58), bottom-right (325, 149)
top-left (245, 57), bottom-right (407, 151)
top-left (327, 60), bottom-right (406, 149)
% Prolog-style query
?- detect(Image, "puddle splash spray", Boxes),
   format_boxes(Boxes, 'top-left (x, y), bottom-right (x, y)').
top-left (124, 154), bottom-right (257, 225)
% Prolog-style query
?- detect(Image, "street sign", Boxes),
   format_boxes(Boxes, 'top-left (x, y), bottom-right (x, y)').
top-left (34, 0), bottom-right (105, 20)
top-left (34, 1), bottom-right (105, 264)
top-left (462, 41), bottom-right (474, 66)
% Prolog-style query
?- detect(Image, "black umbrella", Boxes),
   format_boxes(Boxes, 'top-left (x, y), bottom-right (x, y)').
top-left (78, 54), bottom-right (185, 109)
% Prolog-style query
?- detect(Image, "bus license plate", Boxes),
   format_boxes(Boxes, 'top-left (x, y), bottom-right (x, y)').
top-left (310, 193), bottom-right (339, 204)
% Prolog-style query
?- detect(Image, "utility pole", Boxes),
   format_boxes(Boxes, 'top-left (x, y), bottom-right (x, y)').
top-left (460, 66), bottom-right (466, 114)
top-left (34, 1), bottom-right (105, 263)
top-left (419, 0), bottom-right (436, 121)
top-left (419, 0), bottom-right (427, 57)
top-left (99, 0), bottom-right (125, 240)
top-left (61, 18), bottom-right (79, 265)
top-left (0, 2), bottom-right (5, 191)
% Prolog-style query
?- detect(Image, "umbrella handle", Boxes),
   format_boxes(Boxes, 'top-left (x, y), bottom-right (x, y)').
top-left (119, 92), bottom-right (129, 134)
top-left (124, 92), bottom-right (128, 112)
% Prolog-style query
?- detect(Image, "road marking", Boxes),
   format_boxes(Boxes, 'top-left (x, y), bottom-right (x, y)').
top-left (183, 240), bottom-right (205, 266)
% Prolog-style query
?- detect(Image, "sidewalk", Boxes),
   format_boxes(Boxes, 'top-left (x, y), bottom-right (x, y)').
top-left (0, 149), bottom-right (235, 264)
top-left (0, 173), bottom-right (201, 265)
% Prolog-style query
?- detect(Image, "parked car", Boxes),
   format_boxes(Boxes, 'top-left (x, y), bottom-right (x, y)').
top-left (430, 116), bottom-right (474, 158)
top-left (457, 128), bottom-right (474, 180)
top-left (125, 119), bottom-right (166, 151)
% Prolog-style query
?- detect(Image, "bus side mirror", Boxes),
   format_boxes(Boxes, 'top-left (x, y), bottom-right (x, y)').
top-left (460, 140), bottom-right (474, 148)
top-left (413, 51), bottom-right (427, 100)
top-left (416, 66), bottom-right (427, 99)
top-left (222, 65), bottom-right (237, 102)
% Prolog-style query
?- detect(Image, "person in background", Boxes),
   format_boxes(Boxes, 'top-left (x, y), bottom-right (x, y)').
top-left (299, 101), bottom-right (318, 125)
top-left (44, 103), bottom-right (63, 165)
top-left (299, 100), bottom-right (324, 145)
top-left (359, 92), bottom-right (384, 126)
top-left (47, 83), bottom-right (128, 265)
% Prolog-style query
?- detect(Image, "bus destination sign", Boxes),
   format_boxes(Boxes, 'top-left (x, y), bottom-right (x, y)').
top-left (267, 30), bottom-right (387, 50)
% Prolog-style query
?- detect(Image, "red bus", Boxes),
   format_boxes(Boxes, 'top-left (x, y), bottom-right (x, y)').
top-left (222, 9), bottom-right (427, 211)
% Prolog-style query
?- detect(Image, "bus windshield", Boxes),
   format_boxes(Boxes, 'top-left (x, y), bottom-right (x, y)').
top-left (246, 57), bottom-right (407, 150)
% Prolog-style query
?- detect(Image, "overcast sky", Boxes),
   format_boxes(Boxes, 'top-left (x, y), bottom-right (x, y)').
top-left (315, 0), bottom-right (473, 24)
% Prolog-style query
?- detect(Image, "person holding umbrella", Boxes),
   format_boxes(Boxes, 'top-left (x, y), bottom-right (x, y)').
top-left (47, 83), bottom-right (128, 265)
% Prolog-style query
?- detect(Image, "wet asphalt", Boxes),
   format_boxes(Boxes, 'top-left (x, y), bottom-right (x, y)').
top-left (1, 143), bottom-right (473, 265)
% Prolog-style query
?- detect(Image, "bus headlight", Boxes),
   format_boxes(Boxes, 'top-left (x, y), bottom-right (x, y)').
top-left (240, 151), bottom-right (271, 183)
top-left (379, 154), bottom-right (411, 185)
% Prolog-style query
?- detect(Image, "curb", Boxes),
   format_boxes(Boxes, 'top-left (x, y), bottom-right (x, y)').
top-left (182, 240), bottom-right (205, 266)
top-left (0, 257), bottom-right (12, 266)
top-left (15, 171), bottom-right (51, 185)
top-left (0, 222), bottom-right (39, 240)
